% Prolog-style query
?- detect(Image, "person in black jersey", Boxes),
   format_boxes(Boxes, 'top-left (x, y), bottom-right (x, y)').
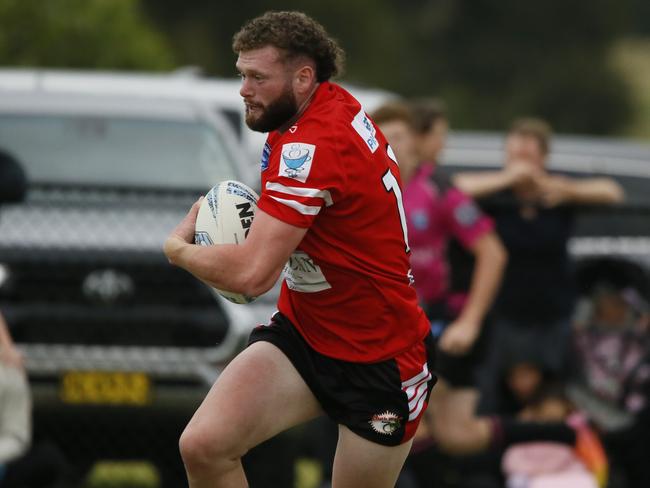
top-left (454, 117), bottom-right (625, 414)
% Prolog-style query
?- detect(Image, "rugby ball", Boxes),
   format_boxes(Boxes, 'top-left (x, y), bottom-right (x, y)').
top-left (194, 180), bottom-right (259, 304)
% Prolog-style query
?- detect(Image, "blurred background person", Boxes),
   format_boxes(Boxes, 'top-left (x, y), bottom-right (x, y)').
top-left (372, 100), bottom-right (504, 487)
top-left (372, 104), bottom-right (610, 488)
top-left (501, 383), bottom-right (607, 488)
top-left (0, 151), bottom-right (65, 488)
top-left (454, 118), bottom-right (625, 414)
top-left (0, 307), bottom-right (65, 488)
top-left (0, 150), bottom-right (27, 442)
top-left (0, 311), bottom-right (30, 475)
top-left (569, 258), bottom-right (650, 488)
top-left (372, 100), bottom-right (505, 409)
top-left (0, 151), bottom-right (29, 484)
top-left (380, 99), bottom-right (506, 453)
top-left (372, 101), bottom-right (505, 359)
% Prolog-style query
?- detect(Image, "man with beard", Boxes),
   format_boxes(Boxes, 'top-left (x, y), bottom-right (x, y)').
top-left (163, 11), bottom-right (436, 488)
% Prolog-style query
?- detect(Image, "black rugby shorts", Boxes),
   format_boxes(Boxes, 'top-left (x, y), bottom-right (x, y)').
top-left (248, 313), bottom-right (437, 446)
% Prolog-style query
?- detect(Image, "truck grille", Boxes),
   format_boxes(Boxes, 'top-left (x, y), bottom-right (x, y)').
top-left (0, 248), bottom-right (228, 348)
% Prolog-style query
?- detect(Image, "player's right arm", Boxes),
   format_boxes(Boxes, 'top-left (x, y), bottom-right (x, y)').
top-left (164, 203), bottom-right (307, 297)
top-left (439, 232), bottom-right (506, 355)
top-left (433, 183), bottom-right (505, 354)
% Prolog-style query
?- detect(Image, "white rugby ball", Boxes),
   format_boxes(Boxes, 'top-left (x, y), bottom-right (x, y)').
top-left (194, 180), bottom-right (259, 304)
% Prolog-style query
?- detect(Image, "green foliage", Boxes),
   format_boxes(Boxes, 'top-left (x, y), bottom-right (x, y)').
top-left (0, 0), bottom-right (174, 70)
top-left (611, 38), bottom-right (650, 139)
top-left (141, 0), bottom-right (409, 87)
top-left (630, 0), bottom-right (650, 35)
top-left (397, 0), bottom-right (633, 134)
top-left (2, 0), bottom-right (641, 135)
top-left (142, 0), bottom-right (638, 135)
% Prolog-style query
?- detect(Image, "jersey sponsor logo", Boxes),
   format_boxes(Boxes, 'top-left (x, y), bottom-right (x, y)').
top-left (260, 142), bottom-right (271, 171)
top-left (279, 142), bottom-right (315, 182)
top-left (454, 202), bottom-right (480, 227)
top-left (283, 250), bottom-right (331, 293)
top-left (369, 411), bottom-right (402, 435)
top-left (351, 108), bottom-right (379, 153)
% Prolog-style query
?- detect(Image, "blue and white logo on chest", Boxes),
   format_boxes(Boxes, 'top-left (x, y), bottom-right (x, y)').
top-left (280, 142), bottom-right (315, 182)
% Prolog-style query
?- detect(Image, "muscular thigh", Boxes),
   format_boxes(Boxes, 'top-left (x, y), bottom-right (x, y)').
top-left (332, 425), bottom-right (412, 488)
top-left (185, 341), bottom-right (322, 453)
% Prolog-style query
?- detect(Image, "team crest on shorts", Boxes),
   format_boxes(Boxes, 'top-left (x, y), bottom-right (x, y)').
top-left (369, 411), bottom-right (402, 435)
top-left (280, 142), bottom-right (315, 182)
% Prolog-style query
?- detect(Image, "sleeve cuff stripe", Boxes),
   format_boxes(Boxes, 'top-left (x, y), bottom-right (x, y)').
top-left (266, 182), bottom-right (333, 207)
top-left (269, 196), bottom-right (322, 215)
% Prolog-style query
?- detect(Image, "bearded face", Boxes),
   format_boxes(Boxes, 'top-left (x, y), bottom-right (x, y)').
top-left (244, 81), bottom-right (298, 133)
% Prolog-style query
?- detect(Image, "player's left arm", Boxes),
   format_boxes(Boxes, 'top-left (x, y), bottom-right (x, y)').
top-left (440, 231), bottom-right (507, 355)
top-left (164, 200), bottom-right (307, 297)
top-left (538, 174), bottom-right (625, 207)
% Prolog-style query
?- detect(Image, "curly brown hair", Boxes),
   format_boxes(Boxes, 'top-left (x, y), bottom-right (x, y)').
top-left (232, 11), bottom-right (345, 82)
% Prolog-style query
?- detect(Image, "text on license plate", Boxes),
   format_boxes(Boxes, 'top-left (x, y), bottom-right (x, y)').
top-left (60, 371), bottom-right (151, 406)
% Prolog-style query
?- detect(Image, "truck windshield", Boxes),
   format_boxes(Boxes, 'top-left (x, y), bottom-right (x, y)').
top-left (0, 114), bottom-right (238, 189)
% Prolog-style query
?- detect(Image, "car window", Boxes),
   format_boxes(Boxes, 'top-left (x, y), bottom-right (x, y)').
top-left (0, 114), bottom-right (238, 189)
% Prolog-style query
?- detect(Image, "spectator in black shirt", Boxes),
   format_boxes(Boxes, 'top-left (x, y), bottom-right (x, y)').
top-left (455, 118), bottom-right (624, 413)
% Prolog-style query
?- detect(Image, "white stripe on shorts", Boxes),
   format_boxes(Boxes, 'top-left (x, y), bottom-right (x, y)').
top-left (401, 362), bottom-right (432, 421)
top-left (401, 363), bottom-right (430, 388)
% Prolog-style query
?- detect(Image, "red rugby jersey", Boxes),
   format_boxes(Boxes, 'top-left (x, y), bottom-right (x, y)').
top-left (258, 82), bottom-right (430, 363)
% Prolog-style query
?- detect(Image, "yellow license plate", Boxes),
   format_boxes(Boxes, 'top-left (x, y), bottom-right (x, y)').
top-left (60, 371), bottom-right (151, 406)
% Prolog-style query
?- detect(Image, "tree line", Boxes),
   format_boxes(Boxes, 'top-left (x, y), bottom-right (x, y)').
top-left (1, 0), bottom-right (647, 135)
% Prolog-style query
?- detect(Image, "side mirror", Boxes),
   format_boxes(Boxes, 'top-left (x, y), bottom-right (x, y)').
top-left (0, 150), bottom-right (27, 204)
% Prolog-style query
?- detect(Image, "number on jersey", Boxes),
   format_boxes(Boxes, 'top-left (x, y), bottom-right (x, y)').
top-left (382, 169), bottom-right (410, 253)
